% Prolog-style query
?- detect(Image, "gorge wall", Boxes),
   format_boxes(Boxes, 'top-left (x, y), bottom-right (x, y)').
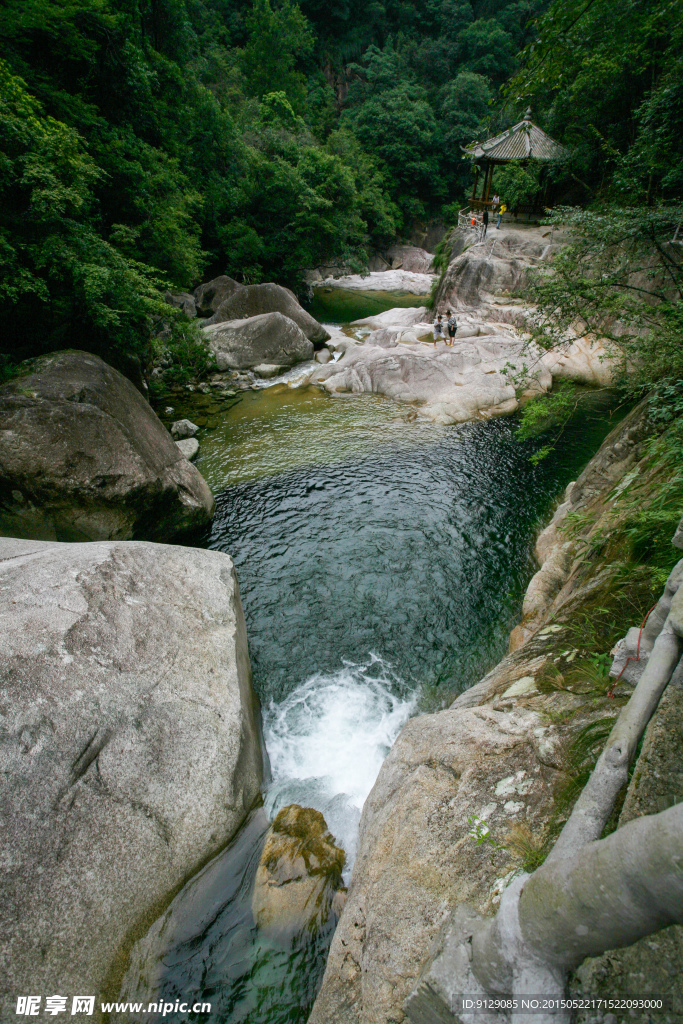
top-left (309, 401), bottom-right (683, 1024)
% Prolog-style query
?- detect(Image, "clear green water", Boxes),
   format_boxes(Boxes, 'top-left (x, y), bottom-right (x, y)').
top-left (307, 287), bottom-right (427, 323)
top-left (194, 386), bottom-right (625, 705)
top-left (140, 373), bottom-right (628, 1024)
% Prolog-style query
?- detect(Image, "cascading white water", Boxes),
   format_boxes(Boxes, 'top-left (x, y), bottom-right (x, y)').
top-left (263, 654), bottom-right (416, 877)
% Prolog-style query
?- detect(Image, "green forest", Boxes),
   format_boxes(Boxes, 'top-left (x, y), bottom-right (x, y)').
top-left (1, 0), bottom-right (681, 377)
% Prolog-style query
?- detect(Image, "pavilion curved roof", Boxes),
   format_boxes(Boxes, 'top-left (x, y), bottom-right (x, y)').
top-left (464, 111), bottom-right (569, 162)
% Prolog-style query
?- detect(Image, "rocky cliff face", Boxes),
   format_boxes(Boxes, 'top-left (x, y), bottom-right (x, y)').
top-left (309, 400), bottom-right (683, 1024)
top-left (0, 538), bottom-right (263, 1017)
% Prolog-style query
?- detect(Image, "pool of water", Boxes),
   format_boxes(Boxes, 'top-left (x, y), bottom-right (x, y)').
top-left (133, 378), bottom-right (628, 1023)
top-left (307, 287), bottom-right (427, 323)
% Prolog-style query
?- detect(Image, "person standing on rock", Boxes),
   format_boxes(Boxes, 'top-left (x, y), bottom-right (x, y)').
top-left (497, 202), bottom-right (507, 229)
top-left (446, 310), bottom-right (457, 345)
top-left (491, 193), bottom-right (500, 215)
top-left (483, 208), bottom-right (489, 237)
top-left (433, 314), bottom-right (444, 347)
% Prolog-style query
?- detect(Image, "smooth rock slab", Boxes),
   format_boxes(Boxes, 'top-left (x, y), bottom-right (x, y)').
top-left (253, 363), bottom-right (289, 378)
top-left (0, 537), bottom-right (263, 1015)
top-left (311, 334), bottom-right (551, 425)
top-left (0, 351), bottom-right (214, 542)
top-left (318, 270), bottom-right (435, 295)
top-left (175, 437), bottom-right (199, 460)
top-left (351, 306), bottom-right (429, 331)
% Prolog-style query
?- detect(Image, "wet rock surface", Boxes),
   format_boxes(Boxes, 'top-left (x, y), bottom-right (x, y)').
top-left (0, 537), bottom-right (263, 1017)
top-left (252, 805), bottom-right (346, 939)
top-left (0, 350), bottom-right (214, 542)
top-left (303, 224), bottom-right (625, 425)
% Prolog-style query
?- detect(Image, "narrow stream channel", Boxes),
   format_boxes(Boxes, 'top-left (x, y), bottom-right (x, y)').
top-left (127, 312), bottom-right (628, 1023)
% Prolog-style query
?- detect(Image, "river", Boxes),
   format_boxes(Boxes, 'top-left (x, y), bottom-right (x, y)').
top-left (130, 311), bottom-right (628, 1023)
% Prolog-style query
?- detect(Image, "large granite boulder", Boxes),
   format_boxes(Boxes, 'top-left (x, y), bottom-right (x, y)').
top-left (0, 537), bottom-right (263, 1016)
top-left (164, 290), bottom-right (197, 318)
top-left (205, 282), bottom-right (330, 343)
top-left (194, 274), bottom-right (243, 317)
top-left (384, 245), bottom-right (434, 274)
top-left (433, 224), bottom-right (563, 310)
top-left (203, 312), bottom-right (314, 370)
top-left (0, 351), bottom-right (214, 542)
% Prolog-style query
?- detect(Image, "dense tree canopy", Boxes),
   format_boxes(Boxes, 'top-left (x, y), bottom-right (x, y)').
top-left (0, 0), bottom-right (681, 376)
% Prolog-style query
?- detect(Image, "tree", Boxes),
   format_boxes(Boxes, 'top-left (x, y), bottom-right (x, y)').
top-left (241, 0), bottom-right (314, 108)
top-left (0, 60), bottom-right (170, 372)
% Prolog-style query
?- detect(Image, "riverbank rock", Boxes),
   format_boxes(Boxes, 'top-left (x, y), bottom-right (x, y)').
top-left (383, 245), bottom-right (434, 274)
top-left (0, 537), bottom-right (263, 1017)
top-left (164, 291), bottom-right (197, 318)
top-left (351, 307), bottom-right (430, 332)
top-left (204, 282), bottom-right (330, 343)
top-left (203, 312), bottom-right (314, 370)
top-left (252, 805), bottom-right (346, 939)
top-left (509, 401), bottom-right (655, 651)
top-left (310, 328), bottom-right (551, 425)
top-left (434, 224), bottom-right (563, 312)
top-left (171, 418), bottom-right (199, 439)
top-left (310, 399), bottom-right (679, 1024)
top-left (253, 363), bottom-right (290, 378)
top-left (541, 336), bottom-right (620, 386)
top-left (175, 437), bottom-right (199, 460)
top-left (0, 351), bottom-right (214, 542)
top-left (194, 274), bottom-right (243, 316)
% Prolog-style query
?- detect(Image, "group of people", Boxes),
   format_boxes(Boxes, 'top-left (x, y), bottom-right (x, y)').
top-left (477, 194), bottom-right (508, 237)
top-left (432, 194), bottom-right (509, 343)
top-left (432, 310), bottom-right (457, 346)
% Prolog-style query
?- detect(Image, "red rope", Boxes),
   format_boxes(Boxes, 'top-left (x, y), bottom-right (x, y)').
top-left (607, 602), bottom-right (658, 698)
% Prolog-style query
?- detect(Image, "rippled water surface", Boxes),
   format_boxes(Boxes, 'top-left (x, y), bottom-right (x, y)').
top-left (143, 381), bottom-right (628, 1024)
top-left (198, 386), bottom-right (625, 706)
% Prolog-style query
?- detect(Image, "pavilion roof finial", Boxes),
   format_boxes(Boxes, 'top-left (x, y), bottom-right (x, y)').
top-left (524, 106), bottom-right (532, 121)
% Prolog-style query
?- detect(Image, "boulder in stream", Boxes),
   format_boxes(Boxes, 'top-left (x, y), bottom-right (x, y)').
top-left (204, 282), bottom-right (330, 343)
top-left (252, 805), bottom-right (346, 939)
top-left (176, 437), bottom-right (199, 460)
top-left (0, 537), bottom-right (263, 1015)
top-left (203, 312), bottom-right (314, 371)
top-left (171, 417), bottom-right (199, 439)
top-left (0, 351), bottom-right (214, 542)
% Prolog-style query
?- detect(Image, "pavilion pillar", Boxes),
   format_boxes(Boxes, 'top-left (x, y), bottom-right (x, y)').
top-left (471, 166), bottom-right (479, 202)
top-left (484, 162), bottom-right (493, 202)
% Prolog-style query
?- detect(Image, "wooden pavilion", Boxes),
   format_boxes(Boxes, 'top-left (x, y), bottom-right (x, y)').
top-left (463, 109), bottom-right (568, 213)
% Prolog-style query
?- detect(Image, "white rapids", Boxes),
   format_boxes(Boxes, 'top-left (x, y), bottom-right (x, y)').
top-left (263, 654), bottom-right (416, 878)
